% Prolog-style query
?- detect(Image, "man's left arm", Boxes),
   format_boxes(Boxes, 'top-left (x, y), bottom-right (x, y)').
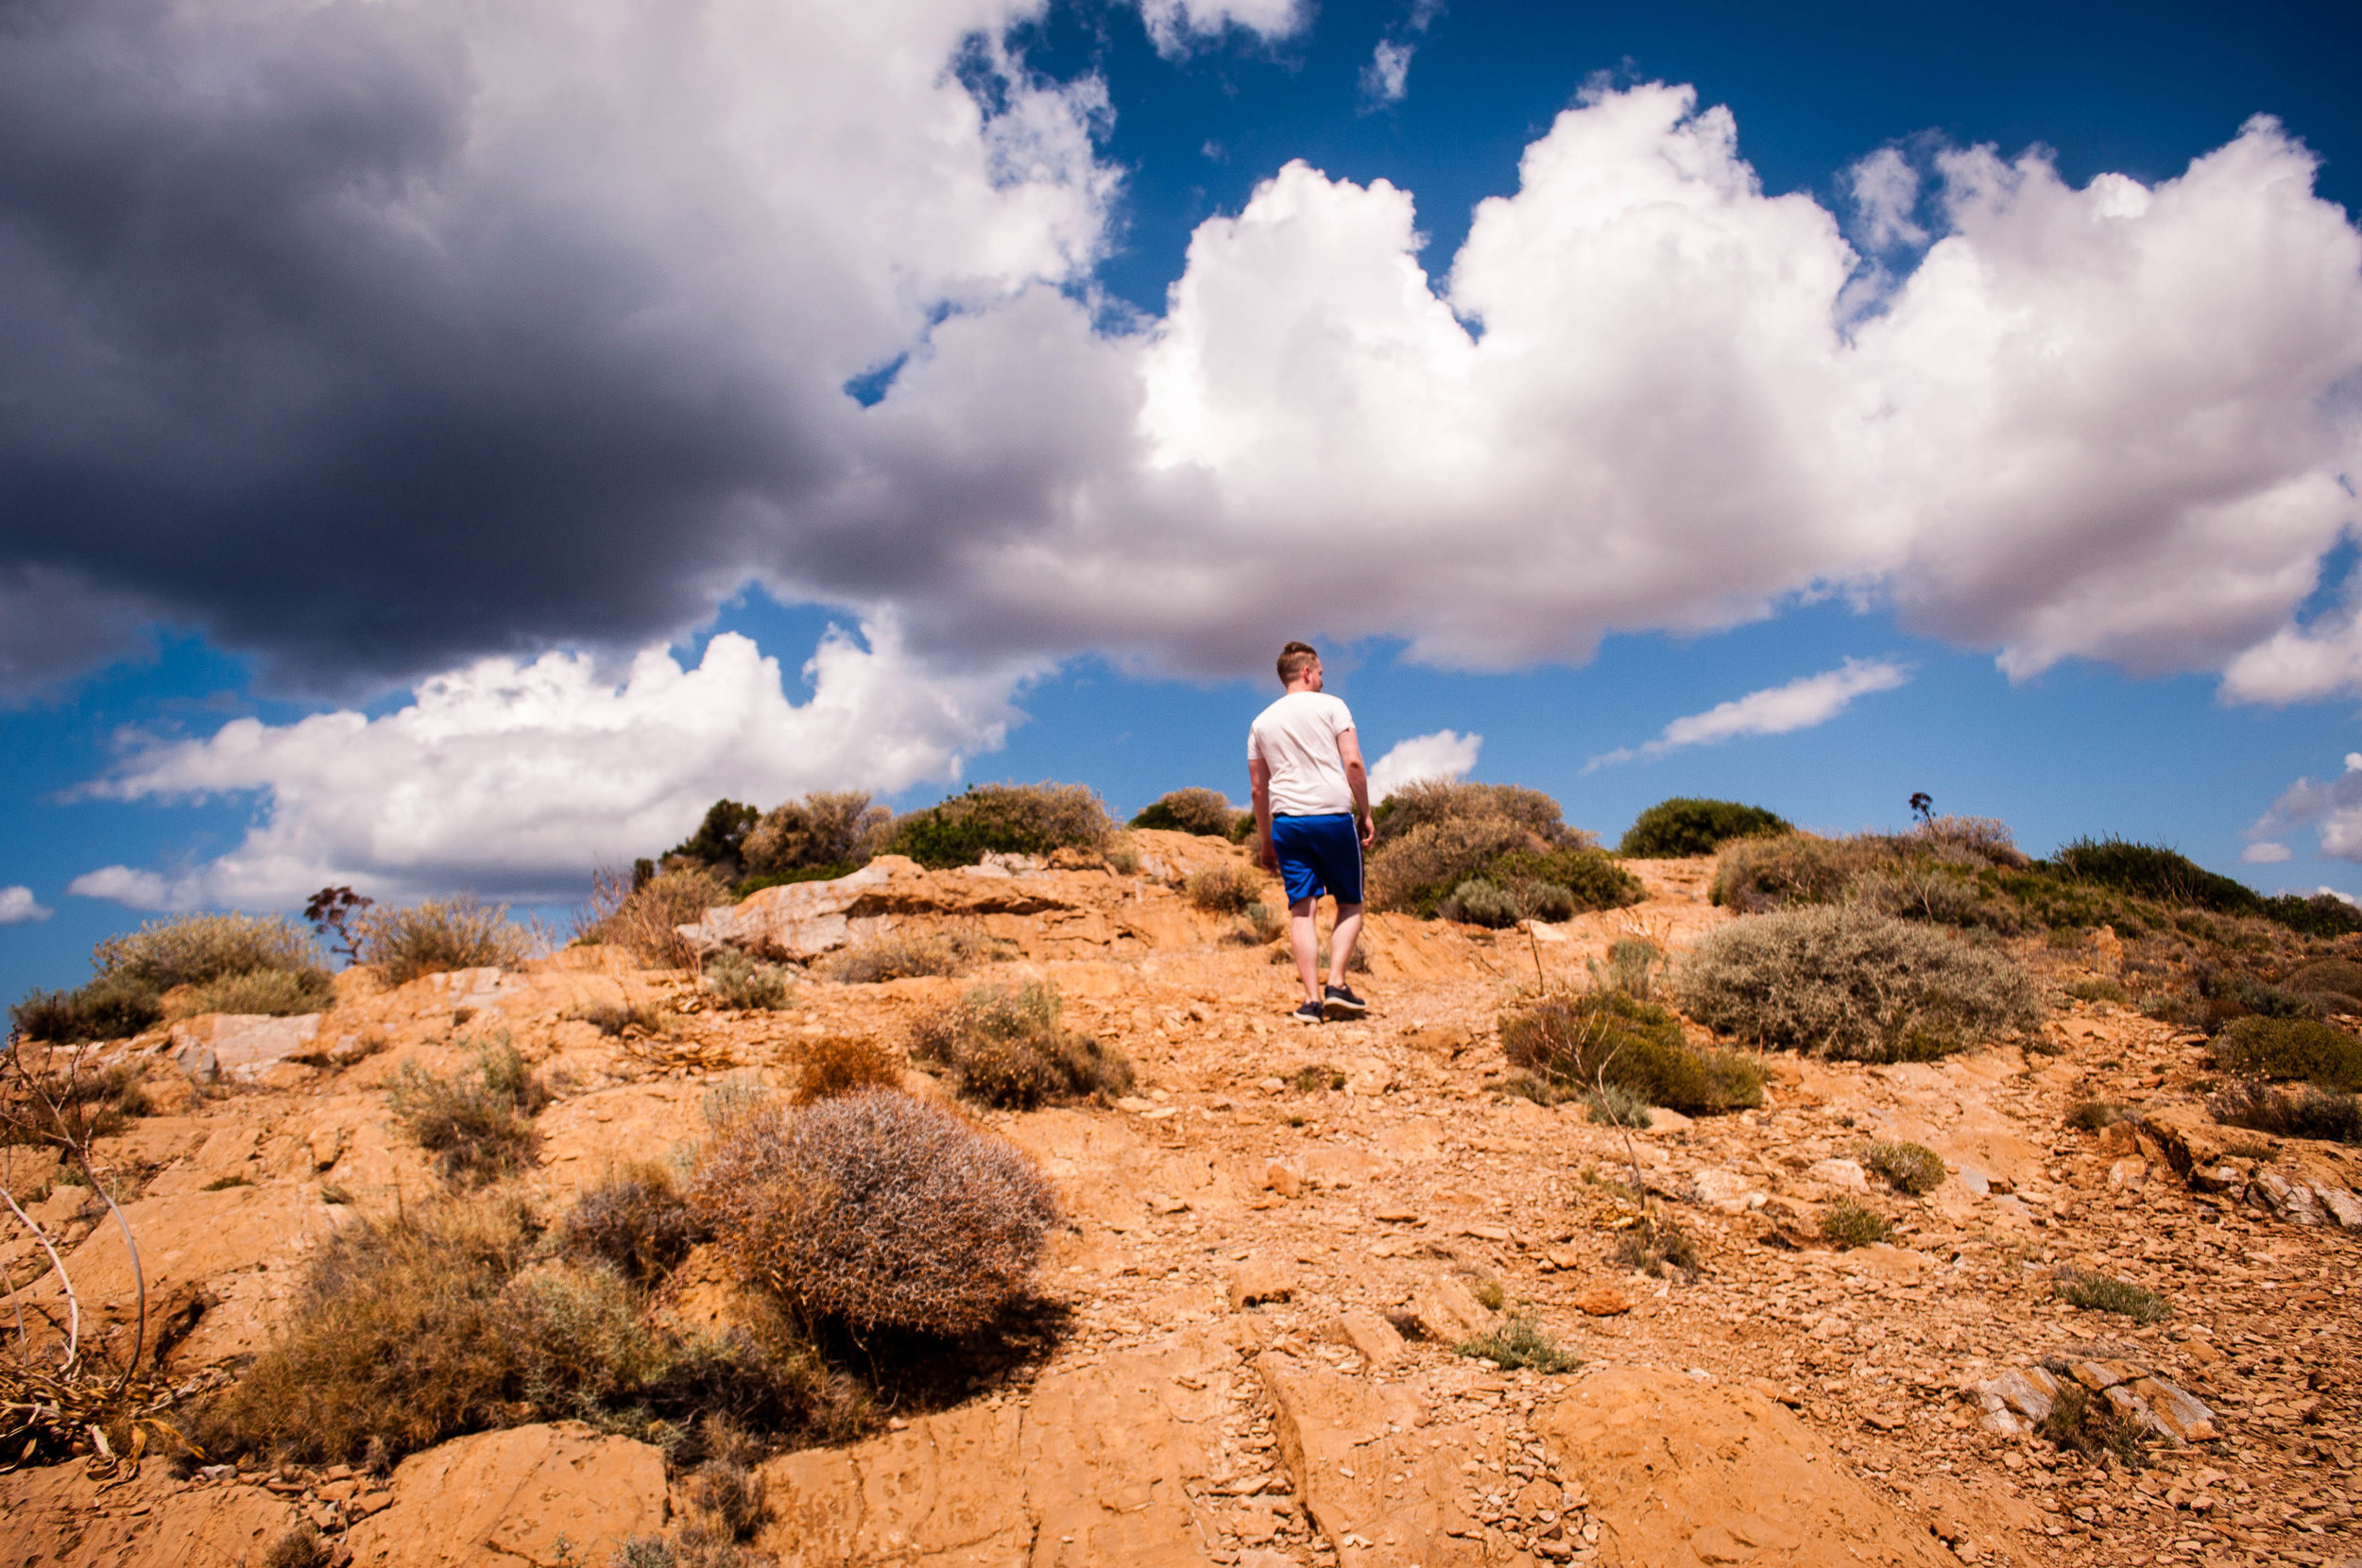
top-left (1336, 727), bottom-right (1373, 847)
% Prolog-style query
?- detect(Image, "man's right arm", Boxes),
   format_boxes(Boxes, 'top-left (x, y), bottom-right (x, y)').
top-left (1249, 756), bottom-right (1276, 872)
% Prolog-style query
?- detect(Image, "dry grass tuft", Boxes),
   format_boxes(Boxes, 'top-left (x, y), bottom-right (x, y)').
top-left (583, 866), bottom-right (732, 970)
top-left (2036, 1379), bottom-right (2146, 1467)
top-left (2055, 1268), bottom-right (2169, 1322)
top-left (691, 1090), bottom-right (1059, 1337)
top-left (1678, 905), bottom-right (2039, 1061)
top-left (385, 1035), bottom-right (550, 1186)
top-left (824, 928), bottom-right (984, 984)
top-left (1456, 1313), bottom-right (1580, 1373)
top-left (560, 1161), bottom-right (704, 1284)
top-left (263, 1523), bottom-right (332, 1568)
top-left (1615, 1209), bottom-right (1700, 1277)
top-left (1498, 987), bottom-right (1765, 1116)
top-left (1186, 862), bottom-right (1264, 914)
top-left (170, 966), bottom-right (335, 1018)
top-left (907, 982), bottom-right (1134, 1109)
top-left (794, 1035), bottom-right (905, 1103)
top-left (354, 896), bottom-right (534, 985)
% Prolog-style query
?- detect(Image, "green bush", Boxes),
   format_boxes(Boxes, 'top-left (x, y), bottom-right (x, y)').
top-left (2210, 1082), bottom-right (2362, 1145)
top-left (10, 972), bottom-right (165, 1044)
top-left (354, 896), bottom-right (533, 986)
top-left (1130, 789), bottom-right (1236, 836)
top-left (1863, 1139), bottom-right (1945, 1196)
top-left (1819, 1199), bottom-right (1891, 1250)
top-left (908, 982), bottom-right (1133, 1109)
top-left (1372, 779), bottom-right (1580, 846)
top-left (1584, 1083), bottom-right (1653, 1128)
top-left (2212, 1015), bottom-right (2362, 1091)
top-left (2285, 958), bottom-right (2362, 1013)
top-left (2049, 837), bottom-right (2259, 915)
top-left (1678, 906), bottom-right (2041, 1061)
top-left (2259, 891), bottom-right (2362, 938)
top-left (386, 1036), bottom-right (551, 1186)
top-left (742, 792), bottom-right (890, 878)
top-left (665, 799), bottom-right (762, 878)
top-left (690, 1090), bottom-right (1060, 1336)
top-left (884, 783), bottom-right (1114, 868)
top-left (1618, 798), bottom-right (1792, 859)
top-left (1437, 878), bottom-right (1521, 928)
top-left (1498, 989), bottom-right (1765, 1115)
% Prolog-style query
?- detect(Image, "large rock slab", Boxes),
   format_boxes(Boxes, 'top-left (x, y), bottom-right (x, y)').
top-left (344, 1421), bottom-right (667, 1567)
top-left (1535, 1367), bottom-right (1951, 1568)
top-left (170, 1013), bottom-right (324, 1081)
top-left (0, 1461), bottom-right (301, 1568)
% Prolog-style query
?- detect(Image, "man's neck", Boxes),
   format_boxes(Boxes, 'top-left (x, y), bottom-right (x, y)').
top-left (1283, 680), bottom-right (1318, 696)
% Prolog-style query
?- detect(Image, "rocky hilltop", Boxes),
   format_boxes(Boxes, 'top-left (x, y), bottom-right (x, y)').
top-left (4, 829), bottom-right (2359, 1568)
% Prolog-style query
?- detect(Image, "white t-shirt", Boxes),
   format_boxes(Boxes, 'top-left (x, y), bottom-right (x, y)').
top-left (1247, 691), bottom-right (1359, 816)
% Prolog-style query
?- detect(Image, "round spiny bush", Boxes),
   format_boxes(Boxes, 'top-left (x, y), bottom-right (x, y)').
top-left (691, 1091), bottom-right (1059, 1337)
top-left (706, 948), bottom-right (792, 1011)
top-left (1367, 817), bottom-right (1540, 914)
top-left (1819, 1199), bottom-right (1891, 1251)
top-left (1618, 797), bottom-right (1792, 859)
top-left (1677, 905), bottom-right (2040, 1061)
top-left (1186, 862), bottom-right (1265, 914)
top-left (502, 1258), bottom-right (672, 1401)
top-left (560, 1162), bottom-right (702, 1284)
top-left (2213, 1015), bottom-right (2362, 1091)
top-left (1130, 788), bottom-right (1236, 836)
top-left (1863, 1139), bottom-right (1945, 1196)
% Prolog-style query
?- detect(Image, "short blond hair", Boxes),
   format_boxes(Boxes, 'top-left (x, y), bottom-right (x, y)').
top-left (1276, 641), bottom-right (1319, 685)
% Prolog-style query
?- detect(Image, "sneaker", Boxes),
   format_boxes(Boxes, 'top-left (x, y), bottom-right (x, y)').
top-left (1290, 1001), bottom-right (1326, 1026)
top-left (1322, 983), bottom-right (1369, 1019)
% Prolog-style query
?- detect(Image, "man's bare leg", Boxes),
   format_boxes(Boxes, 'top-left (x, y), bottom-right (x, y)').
top-left (1290, 896), bottom-right (1323, 1005)
top-left (1327, 901), bottom-right (1364, 989)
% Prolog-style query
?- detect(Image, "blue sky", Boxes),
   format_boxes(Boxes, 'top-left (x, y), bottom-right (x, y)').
top-left (6, 0), bottom-right (2362, 1006)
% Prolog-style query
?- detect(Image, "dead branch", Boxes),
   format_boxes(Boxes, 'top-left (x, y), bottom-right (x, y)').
top-left (0, 1184), bottom-right (77, 1372)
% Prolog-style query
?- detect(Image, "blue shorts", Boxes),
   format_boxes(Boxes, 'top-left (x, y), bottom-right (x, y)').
top-left (1271, 813), bottom-right (1364, 907)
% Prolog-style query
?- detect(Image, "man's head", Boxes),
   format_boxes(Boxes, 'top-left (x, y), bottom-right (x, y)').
top-left (1277, 640), bottom-right (1322, 690)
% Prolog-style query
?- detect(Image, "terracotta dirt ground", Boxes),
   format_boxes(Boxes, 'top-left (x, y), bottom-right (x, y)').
top-left (4, 833), bottom-right (2360, 1568)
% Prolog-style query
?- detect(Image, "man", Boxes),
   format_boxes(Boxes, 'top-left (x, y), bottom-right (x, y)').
top-left (1248, 640), bottom-right (1373, 1024)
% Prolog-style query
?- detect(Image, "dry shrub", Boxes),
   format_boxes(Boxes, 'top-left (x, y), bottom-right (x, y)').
top-left (9, 972), bottom-right (164, 1045)
top-left (573, 998), bottom-right (670, 1037)
top-left (1616, 1208), bottom-right (1699, 1277)
top-left (560, 1161), bottom-right (703, 1283)
top-left (264, 1524), bottom-right (332, 1568)
top-left (2286, 958), bottom-right (2362, 1013)
top-left (1819, 1199), bottom-right (1891, 1250)
top-left (2211, 1081), bottom-right (2362, 1144)
top-left (386, 1036), bottom-right (550, 1186)
top-left (189, 1196), bottom-right (539, 1462)
top-left (95, 912), bottom-right (319, 990)
top-left (2213, 1015), bottom-right (2362, 1090)
top-left (795, 1035), bottom-right (904, 1103)
top-left (1456, 1314), bottom-right (1579, 1373)
top-left (1710, 835), bottom-right (1888, 912)
top-left (1863, 1139), bottom-right (1945, 1195)
top-left (1498, 988), bottom-right (1765, 1116)
top-left (189, 1195), bottom-right (864, 1466)
top-left (1677, 906), bottom-right (2040, 1061)
top-left (743, 791), bottom-right (892, 877)
top-left (705, 948), bottom-right (791, 1011)
top-left (885, 782), bottom-right (1115, 868)
top-left (1437, 878), bottom-right (1522, 928)
top-left (1367, 816), bottom-right (1536, 913)
top-left (0, 1060), bottom-right (152, 1148)
top-left (2055, 1267), bottom-right (2169, 1322)
top-left (170, 966), bottom-right (335, 1018)
top-left (1187, 862), bottom-right (1264, 914)
top-left (586, 866), bottom-right (731, 970)
top-left (2037, 1379), bottom-right (2146, 1467)
top-left (691, 1090), bottom-right (1059, 1336)
top-left (354, 896), bottom-right (533, 985)
top-left (908, 982), bottom-right (1134, 1108)
top-left (1130, 788), bottom-right (1236, 836)
top-left (1236, 902), bottom-right (1286, 945)
top-left (1373, 779), bottom-right (1582, 847)
top-left (824, 928), bottom-right (984, 984)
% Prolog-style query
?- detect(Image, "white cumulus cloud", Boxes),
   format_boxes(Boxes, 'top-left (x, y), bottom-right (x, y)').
top-left (2250, 752), bottom-right (2362, 863)
top-left (1588, 658), bottom-right (1911, 769)
top-left (0, 885), bottom-right (53, 924)
top-left (1367, 729), bottom-right (1481, 801)
top-left (1361, 40), bottom-right (1413, 105)
top-left (2242, 841), bottom-right (2294, 863)
top-left (70, 624), bottom-right (1031, 910)
top-left (1138, 0), bottom-right (1306, 56)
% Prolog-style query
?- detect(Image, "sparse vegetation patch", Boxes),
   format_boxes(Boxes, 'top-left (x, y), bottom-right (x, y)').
top-left (2212, 1014), bottom-right (2362, 1090)
top-left (386, 1036), bottom-right (551, 1186)
top-left (1457, 1313), bottom-right (1579, 1373)
top-left (1862, 1139), bottom-right (1945, 1196)
top-left (908, 982), bottom-right (1132, 1108)
top-left (705, 948), bottom-right (792, 1011)
top-left (355, 896), bottom-right (533, 985)
top-left (2211, 1082), bottom-right (2362, 1145)
top-left (794, 1035), bottom-right (905, 1103)
top-left (825, 929), bottom-right (985, 984)
top-left (1819, 1199), bottom-right (1891, 1250)
top-left (1186, 862), bottom-right (1264, 914)
top-left (2055, 1267), bottom-right (2169, 1322)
